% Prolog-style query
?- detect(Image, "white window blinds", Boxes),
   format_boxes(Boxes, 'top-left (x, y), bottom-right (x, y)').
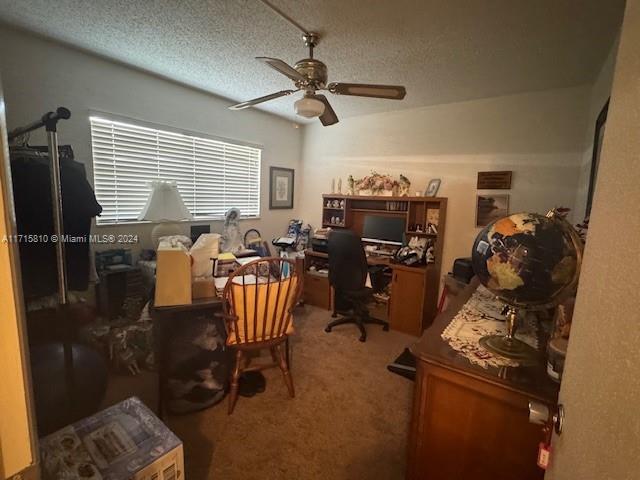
top-left (90, 116), bottom-right (261, 224)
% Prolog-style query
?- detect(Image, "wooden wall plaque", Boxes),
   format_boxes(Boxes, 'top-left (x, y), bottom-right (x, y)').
top-left (477, 171), bottom-right (512, 189)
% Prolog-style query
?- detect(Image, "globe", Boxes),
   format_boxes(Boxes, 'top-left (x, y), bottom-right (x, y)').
top-left (471, 211), bottom-right (583, 360)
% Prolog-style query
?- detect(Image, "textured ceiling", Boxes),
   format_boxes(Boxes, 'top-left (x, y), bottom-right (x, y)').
top-left (0, 0), bottom-right (625, 122)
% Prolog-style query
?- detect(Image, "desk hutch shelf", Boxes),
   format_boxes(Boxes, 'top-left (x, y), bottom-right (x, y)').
top-left (305, 194), bottom-right (448, 336)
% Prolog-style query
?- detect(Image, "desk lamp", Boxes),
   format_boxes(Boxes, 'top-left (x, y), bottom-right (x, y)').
top-left (138, 180), bottom-right (193, 248)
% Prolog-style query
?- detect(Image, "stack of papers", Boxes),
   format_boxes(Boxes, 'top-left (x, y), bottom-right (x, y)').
top-left (235, 248), bottom-right (258, 257)
top-left (236, 256), bottom-right (262, 266)
top-left (214, 277), bottom-right (229, 296)
top-left (218, 252), bottom-right (237, 262)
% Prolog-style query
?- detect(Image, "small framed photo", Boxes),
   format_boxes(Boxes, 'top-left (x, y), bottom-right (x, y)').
top-left (269, 166), bottom-right (294, 209)
top-left (476, 194), bottom-right (509, 227)
top-left (425, 179), bottom-right (441, 197)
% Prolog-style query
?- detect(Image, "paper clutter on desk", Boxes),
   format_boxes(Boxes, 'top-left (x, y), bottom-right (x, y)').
top-left (236, 255), bottom-right (261, 266)
top-left (214, 277), bottom-right (229, 296)
top-left (156, 233), bottom-right (220, 306)
top-left (191, 233), bottom-right (221, 277)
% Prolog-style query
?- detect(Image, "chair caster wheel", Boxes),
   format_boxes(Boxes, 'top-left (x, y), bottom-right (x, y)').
top-left (359, 335), bottom-right (366, 342)
top-left (325, 327), bottom-right (332, 333)
top-left (383, 324), bottom-right (389, 331)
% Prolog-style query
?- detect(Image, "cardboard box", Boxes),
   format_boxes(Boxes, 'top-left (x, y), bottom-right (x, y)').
top-left (40, 397), bottom-right (184, 480)
top-left (192, 276), bottom-right (216, 299)
top-left (155, 242), bottom-right (191, 307)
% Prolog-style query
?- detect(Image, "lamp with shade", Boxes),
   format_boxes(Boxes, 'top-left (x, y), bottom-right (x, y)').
top-left (138, 180), bottom-right (193, 247)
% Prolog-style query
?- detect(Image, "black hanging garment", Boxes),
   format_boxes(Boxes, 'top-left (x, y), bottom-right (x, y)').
top-left (10, 146), bottom-right (102, 298)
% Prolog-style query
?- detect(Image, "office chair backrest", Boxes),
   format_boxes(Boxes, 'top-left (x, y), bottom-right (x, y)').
top-left (328, 229), bottom-right (368, 292)
top-left (222, 257), bottom-right (301, 345)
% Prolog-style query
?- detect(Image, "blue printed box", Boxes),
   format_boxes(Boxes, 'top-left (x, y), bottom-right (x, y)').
top-left (40, 397), bottom-right (183, 480)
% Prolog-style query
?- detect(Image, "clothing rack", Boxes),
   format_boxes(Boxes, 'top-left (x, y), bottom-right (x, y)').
top-left (9, 107), bottom-right (71, 305)
top-left (9, 107), bottom-right (83, 431)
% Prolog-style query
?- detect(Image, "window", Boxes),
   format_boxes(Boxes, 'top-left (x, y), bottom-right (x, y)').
top-left (90, 116), bottom-right (261, 224)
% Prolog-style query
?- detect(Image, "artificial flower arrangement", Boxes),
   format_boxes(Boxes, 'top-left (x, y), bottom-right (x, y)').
top-left (348, 171), bottom-right (411, 196)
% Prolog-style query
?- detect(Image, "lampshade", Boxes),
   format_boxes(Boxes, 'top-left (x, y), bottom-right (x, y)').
top-left (138, 180), bottom-right (193, 222)
top-left (294, 96), bottom-right (325, 118)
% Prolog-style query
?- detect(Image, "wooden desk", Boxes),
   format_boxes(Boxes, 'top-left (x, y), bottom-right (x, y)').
top-left (407, 280), bottom-right (559, 479)
top-left (303, 249), bottom-right (438, 336)
top-left (316, 194), bottom-right (447, 334)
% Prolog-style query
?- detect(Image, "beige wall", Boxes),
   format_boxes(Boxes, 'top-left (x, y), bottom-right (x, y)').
top-left (548, 0), bottom-right (640, 478)
top-left (574, 38), bottom-right (619, 221)
top-left (0, 25), bottom-right (303, 253)
top-left (299, 86), bottom-right (590, 275)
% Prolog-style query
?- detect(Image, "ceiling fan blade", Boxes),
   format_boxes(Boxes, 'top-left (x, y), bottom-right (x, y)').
top-left (328, 82), bottom-right (406, 100)
top-left (256, 57), bottom-right (306, 82)
top-left (314, 94), bottom-right (339, 126)
top-left (228, 90), bottom-right (297, 110)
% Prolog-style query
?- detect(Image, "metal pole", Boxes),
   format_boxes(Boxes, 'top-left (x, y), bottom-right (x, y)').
top-left (46, 123), bottom-right (75, 406)
top-left (46, 130), bottom-right (68, 305)
top-left (258, 0), bottom-right (309, 35)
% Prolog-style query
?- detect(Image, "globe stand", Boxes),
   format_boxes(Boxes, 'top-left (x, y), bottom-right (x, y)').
top-left (479, 306), bottom-right (538, 362)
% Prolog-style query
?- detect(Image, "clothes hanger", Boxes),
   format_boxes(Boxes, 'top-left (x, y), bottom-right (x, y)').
top-left (9, 132), bottom-right (48, 160)
top-left (9, 133), bottom-right (76, 162)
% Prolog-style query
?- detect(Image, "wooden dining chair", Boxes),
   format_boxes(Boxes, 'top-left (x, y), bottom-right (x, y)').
top-left (221, 257), bottom-right (302, 414)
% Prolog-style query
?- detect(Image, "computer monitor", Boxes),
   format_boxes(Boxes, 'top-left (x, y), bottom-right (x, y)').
top-left (362, 215), bottom-right (405, 246)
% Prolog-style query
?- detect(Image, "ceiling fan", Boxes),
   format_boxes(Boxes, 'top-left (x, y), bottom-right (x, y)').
top-left (228, 32), bottom-right (407, 126)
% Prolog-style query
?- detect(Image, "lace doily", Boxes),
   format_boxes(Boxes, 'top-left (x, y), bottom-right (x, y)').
top-left (441, 285), bottom-right (539, 369)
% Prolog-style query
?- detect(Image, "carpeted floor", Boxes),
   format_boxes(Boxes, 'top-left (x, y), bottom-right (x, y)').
top-left (104, 305), bottom-right (416, 479)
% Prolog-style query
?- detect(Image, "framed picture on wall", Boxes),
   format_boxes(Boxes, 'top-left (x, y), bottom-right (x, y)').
top-left (424, 178), bottom-right (441, 197)
top-left (269, 166), bottom-right (294, 209)
top-left (586, 99), bottom-right (609, 217)
top-left (476, 194), bottom-right (509, 227)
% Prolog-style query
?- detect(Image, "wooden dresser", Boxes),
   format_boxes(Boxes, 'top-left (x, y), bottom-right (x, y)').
top-left (407, 281), bottom-right (559, 480)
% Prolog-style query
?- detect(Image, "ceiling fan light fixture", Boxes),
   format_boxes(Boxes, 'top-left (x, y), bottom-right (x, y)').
top-left (294, 96), bottom-right (325, 118)
top-left (230, 28), bottom-right (406, 126)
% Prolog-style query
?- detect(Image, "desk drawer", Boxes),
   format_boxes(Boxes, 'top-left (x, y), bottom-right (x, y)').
top-left (303, 273), bottom-right (332, 310)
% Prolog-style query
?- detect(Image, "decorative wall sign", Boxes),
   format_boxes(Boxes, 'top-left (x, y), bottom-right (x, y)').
top-left (476, 194), bottom-right (509, 227)
top-left (477, 171), bottom-right (512, 190)
top-left (270, 167), bottom-right (294, 209)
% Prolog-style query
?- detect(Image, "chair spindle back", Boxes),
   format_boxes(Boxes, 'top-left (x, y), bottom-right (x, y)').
top-left (222, 257), bottom-right (301, 345)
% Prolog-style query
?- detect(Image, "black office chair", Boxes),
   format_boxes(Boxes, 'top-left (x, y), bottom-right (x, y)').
top-left (324, 229), bottom-right (389, 342)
